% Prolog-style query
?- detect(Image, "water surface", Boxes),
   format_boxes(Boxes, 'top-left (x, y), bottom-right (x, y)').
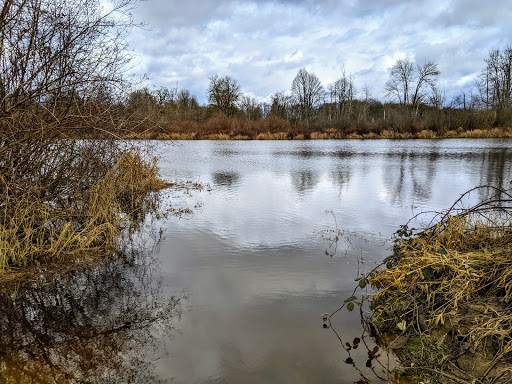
top-left (2, 139), bottom-right (511, 383)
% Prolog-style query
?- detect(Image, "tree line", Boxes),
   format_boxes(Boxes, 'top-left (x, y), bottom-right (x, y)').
top-left (123, 47), bottom-right (512, 138)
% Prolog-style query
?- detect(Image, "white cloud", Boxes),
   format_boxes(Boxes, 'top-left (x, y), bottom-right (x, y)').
top-left (128, 0), bottom-right (511, 104)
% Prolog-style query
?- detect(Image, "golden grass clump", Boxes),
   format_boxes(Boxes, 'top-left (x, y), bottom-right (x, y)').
top-left (415, 129), bottom-right (436, 139)
top-left (0, 144), bottom-right (169, 273)
top-left (310, 132), bottom-right (330, 139)
top-left (255, 132), bottom-right (289, 140)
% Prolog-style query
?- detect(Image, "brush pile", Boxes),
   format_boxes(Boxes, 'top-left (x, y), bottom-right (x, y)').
top-left (369, 186), bottom-right (512, 383)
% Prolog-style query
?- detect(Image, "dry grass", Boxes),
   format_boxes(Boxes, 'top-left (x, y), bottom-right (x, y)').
top-left (310, 132), bottom-right (330, 139)
top-left (0, 141), bottom-right (170, 273)
top-left (255, 132), bottom-right (289, 140)
top-left (205, 133), bottom-right (231, 140)
top-left (368, 186), bottom-right (512, 382)
top-left (458, 127), bottom-right (512, 138)
top-left (115, 111), bottom-right (512, 141)
top-left (416, 129), bottom-right (437, 139)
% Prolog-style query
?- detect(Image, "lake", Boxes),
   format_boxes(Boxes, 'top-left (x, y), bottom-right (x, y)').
top-left (2, 139), bottom-right (511, 383)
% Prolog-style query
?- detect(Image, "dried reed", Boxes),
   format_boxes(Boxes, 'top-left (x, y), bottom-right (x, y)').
top-left (0, 141), bottom-right (169, 273)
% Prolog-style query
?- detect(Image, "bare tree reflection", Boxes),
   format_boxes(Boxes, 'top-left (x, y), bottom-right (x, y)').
top-left (330, 168), bottom-right (352, 191)
top-left (409, 150), bottom-right (439, 202)
top-left (291, 171), bottom-right (319, 195)
top-left (0, 231), bottom-right (182, 383)
top-left (479, 148), bottom-right (512, 200)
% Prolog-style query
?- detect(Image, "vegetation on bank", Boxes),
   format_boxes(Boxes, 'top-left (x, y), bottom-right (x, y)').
top-left (360, 186), bottom-right (512, 383)
top-left (119, 114), bottom-right (512, 140)
top-left (0, 142), bottom-right (171, 273)
top-left (0, 0), bottom-right (174, 276)
top-left (115, 46), bottom-right (512, 140)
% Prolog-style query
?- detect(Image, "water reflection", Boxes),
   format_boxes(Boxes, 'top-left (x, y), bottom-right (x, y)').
top-left (291, 170), bottom-right (319, 194)
top-left (329, 168), bottom-right (351, 191)
top-left (381, 148), bottom-right (440, 204)
top-left (212, 171), bottom-right (241, 188)
top-left (0, 236), bottom-right (181, 383)
top-left (3, 140), bottom-right (512, 384)
top-left (479, 147), bottom-right (512, 199)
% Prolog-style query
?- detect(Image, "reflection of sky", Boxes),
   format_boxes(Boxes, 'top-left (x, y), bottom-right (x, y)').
top-left (153, 139), bottom-right (512, 383)
top-left (157, 139), bottom-right (512, 248)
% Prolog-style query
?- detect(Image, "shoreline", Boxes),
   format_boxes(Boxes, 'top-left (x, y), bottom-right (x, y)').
top-left (121, 127), bottom-right (512, 140)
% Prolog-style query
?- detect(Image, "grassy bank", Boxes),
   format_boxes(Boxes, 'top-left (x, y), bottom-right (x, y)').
top-left (367, 186), bottom-right (512, 383)
top-left (123, 126), bottom-right (512, 140)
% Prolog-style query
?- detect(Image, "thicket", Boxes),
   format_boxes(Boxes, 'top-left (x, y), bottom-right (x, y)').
top-left (116, 101), bottom-right (512, 140)
top-left (0, 0), bottom-right (171, 273)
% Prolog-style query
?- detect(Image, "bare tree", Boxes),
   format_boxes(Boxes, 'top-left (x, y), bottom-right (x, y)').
top-left (385, 58), bottom-right (440, 111)
top-left (177, 89), bottom-right (198, 109)
top-left (477, 47), bottom-right (512, 111)
top-left (154, 86), bottom-right (177, 106)
top-left (428, 84), bottom-right (446, 109)
top-left (239, 96), bottom-right (262, 120)
top-left (207, 75), bottom-right (242, 116)
top-left (0, 0), bottom-right (138, 137)
top-left (290, 68), bottom-right (324, 124)
top-left (411, 61), bottom-right (440, 109)
top-left (328, 69), bottom-right (355, 119)
top-left (385, 58), bottom-right (414, 106)
top-left (270, 91), bottom-right (294, 120)
top-left (0, 0), bottom-right (165, 272)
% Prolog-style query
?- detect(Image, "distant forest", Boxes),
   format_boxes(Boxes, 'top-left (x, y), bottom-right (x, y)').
top-left (121, 47), bottom-right (512, 139)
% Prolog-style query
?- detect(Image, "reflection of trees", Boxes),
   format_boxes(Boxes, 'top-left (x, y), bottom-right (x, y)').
top-left (291, 171), bottom-right (319, 195)
top-left (409, 150), bottom-right (439, 201)
top-left (479, 148), bottom-right (512, 200)
top-left (380, 145), bottom-right (512, 205)
top-left (295, 149), bottom-right (316, 159)
top-left (329, 168), bottom-right (351, 191)
top-left (212, 172), bottom-right (241, 188)
top-left (382, 148), bottom-right (439, 204)
top-left (382, 152), bottom-right (407, 204)
top-left (0, 238), bottom-right (182, 383)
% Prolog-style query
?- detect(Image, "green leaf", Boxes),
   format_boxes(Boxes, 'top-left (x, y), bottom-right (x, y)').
top-left (344, 295), bottom-right (357, 303)
top-left (358, 278), bottom-right (367, 289)
top-left (347, 302), bottom-right (355, 312)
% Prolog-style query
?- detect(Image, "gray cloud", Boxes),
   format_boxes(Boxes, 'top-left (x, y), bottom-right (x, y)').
top-left (129, 0), bottom-right (511, 104)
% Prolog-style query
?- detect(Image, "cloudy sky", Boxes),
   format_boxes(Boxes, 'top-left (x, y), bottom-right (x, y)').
top-left (127, 0), bottom-right (512, 104)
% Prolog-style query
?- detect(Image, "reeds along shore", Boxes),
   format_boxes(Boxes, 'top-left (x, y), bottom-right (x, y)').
top-left (123, 126), bottom-right (512, 140)
top-left (0, 139), bottom-right (171, 274)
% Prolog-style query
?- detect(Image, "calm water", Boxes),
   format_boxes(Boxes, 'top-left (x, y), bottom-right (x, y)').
top-left (2, 139), bottom-right (512, 383)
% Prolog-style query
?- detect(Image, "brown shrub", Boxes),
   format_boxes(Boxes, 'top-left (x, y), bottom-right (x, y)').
top-left (255, 115), bottom-right (292, 133)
